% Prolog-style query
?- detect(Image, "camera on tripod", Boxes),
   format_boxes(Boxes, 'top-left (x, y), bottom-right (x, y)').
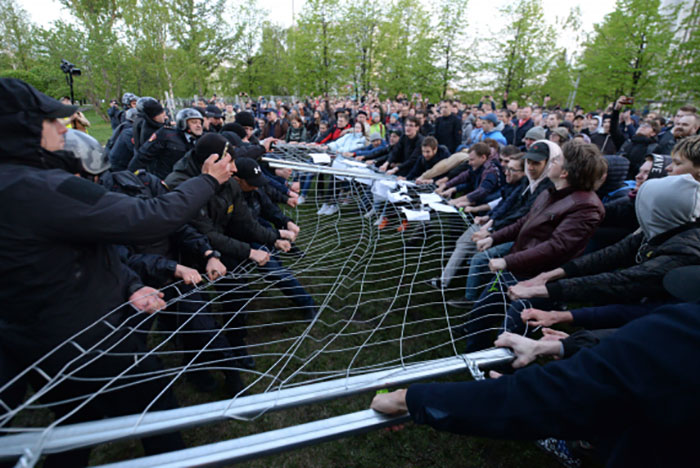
top-left (60, 59), bottom-right (81, 76)
top-left (60, 59), bottom-right (81, 104)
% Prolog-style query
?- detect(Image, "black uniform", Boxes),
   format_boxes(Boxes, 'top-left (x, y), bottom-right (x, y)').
top-left (132, 113), bottom-right (165, 151)
top-left (165, 151), bottom-right (280, 265)
top-left (128, 126), bottom-right (196, 180)
top-left (0, 131), bottom-right (219, 465)
top-left (102, 170), bottom-right (251, 381)
top-left (107, 120), bottom-right (135, 171)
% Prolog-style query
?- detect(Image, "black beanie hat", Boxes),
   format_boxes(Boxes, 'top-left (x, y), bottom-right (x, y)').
top-left (142, 99), bottom-right (165, 120)
top-left (235, 111), bottom-right (255, 128)
top-left (647, 153), bottom-right (672, 180)
top-left (221, 122), bottom-right (247, 139)
top-left (194, 133), bottom-right (228, 167)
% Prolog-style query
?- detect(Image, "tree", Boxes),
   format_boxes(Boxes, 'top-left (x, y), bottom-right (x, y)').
top-left (487, 0), bottom-right (557, 102)
top-left (0, 0), bottom-right (36, 70)
top-left (375, 0), bottom-right (439, 99)
top-left (433, 0), bottom-right (469, 99)
top-left (666, 0), bottom-right (700, 105)
top-left (288, 0), bottom-right (342, 96)
top-left (576, 0), bottom-right (675, 109)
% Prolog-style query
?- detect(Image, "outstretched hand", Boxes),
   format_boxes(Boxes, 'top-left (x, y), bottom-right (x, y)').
top-left (129, 286), bottom-right (165, 314)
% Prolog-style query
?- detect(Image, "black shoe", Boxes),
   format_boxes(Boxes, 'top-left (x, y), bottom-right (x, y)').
top-left (447, 298), bottom-right (475, 309)
top-left (186, 370), bottom-right (217, 393)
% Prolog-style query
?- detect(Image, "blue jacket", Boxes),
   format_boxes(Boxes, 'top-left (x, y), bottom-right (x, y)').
top-left (354, 140), bottom-right (387, 157)
top-left (477, 129), bottom-right (507, 146)
top-left (406, 303), bottom-right (700, 467)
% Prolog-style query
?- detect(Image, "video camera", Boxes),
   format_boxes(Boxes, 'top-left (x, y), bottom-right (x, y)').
top-left (60, 59), bottom-right (81, 76)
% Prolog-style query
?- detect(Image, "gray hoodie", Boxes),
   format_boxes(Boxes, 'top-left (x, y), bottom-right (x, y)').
top-left (636, 174), bottom-right (700, 240)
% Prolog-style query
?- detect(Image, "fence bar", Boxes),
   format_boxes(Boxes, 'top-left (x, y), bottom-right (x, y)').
top-left (0, 348), bottom-right (513, 461)
top-left (96, 410), bottom-right (413, 468)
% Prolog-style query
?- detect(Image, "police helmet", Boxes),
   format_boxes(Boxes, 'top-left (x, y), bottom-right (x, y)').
top-left (121, 92), bottom-right (138, 108)
top-left (64, 129), bottom-right (111, 175)
top-left (136, 96), bottom-right (157, 113)
top-left (124, 108), bottom-right (139, 122)
top-left (176, 108), bottom-right (204, 132)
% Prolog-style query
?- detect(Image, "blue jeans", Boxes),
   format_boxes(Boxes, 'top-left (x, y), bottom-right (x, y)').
top-left (252, 243), bottom-right (315, 311)
top-left (464, 270), bottom-right (555, 353)
top-left (298, 173), bottom-right (314, 197)
top-left (464, 242), bottom-right (514, 300)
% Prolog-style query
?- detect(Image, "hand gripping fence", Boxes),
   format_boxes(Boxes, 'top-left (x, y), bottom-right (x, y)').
top-left (1, 145), bottom-right (520, 467)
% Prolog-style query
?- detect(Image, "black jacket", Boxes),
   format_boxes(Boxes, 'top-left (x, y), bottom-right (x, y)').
top-left (128, 127), bottom-right (196, 180)
top-left (132, 114), bottom-right (165, 151)
top-left (405, 145), bottom-right (450, 180)
top-left (406, 303), bottom-right (700, 467)
top-left (620, 135), bottom-right (658, 180)
top-left (0, 163), bottom-right (218, 362)
top-left (101, 170), bottom-right (213, 286)
top-left (243, 186), bottom-right (292, 229)
top-left (547, 222), bottom-right (700, 303)
top-left (107, 105), bottom-right (122, 129)
top-left (387, 133), bottom-right (424, 177)
top-left (433, 114), bottom-right (462, 153)
top-left (514, 119), bottom-right (534, 147)
top-left (108, 124), bottom-right (135, 172)
top-left (164, 152), bottom-right (279, 263)
top-left (491, 178), bottom-right (554, 231)
top-left (596, 155), bottom-right (631, 201)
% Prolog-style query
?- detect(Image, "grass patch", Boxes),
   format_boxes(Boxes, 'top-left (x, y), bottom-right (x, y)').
top-left (80, 107), bottom-right (113, 145)
top-left (11, 159), bottom-right (597, 467)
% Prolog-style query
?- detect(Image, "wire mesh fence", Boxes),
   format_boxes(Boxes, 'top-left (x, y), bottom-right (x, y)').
top-left (0, 146), bottom-right (520, 467)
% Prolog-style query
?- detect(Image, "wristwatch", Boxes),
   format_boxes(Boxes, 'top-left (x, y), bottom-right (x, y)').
top-left (205, 250), bottom-right (221, 260)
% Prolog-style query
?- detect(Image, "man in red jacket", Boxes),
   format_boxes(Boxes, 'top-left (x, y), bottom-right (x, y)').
top-left (454, 141), bottom-right (607, 352)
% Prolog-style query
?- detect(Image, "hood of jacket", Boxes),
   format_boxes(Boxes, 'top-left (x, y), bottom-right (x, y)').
top-left (524, 139), bottom-right (559, 194)
top-left (597, 155), bottom-right (630, 196)
top-left (636, 174), bottom-right (700, 240)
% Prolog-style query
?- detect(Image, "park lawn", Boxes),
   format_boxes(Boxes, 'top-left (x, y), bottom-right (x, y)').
top-left (81, 108), bottom-right (114, 145)
top-left (7, 126), bottom-right (596, 467)
top-left (82, 192), bottom-right (590, 468)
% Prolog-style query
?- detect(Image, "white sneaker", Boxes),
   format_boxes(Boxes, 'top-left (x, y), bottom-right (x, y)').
top-left (363, 208), bottom-right (377, 219)
top-left (325, 204), bottom-right (339, 215)
top-left (297, 195), bottom-right (306, 205)
top-left (317, 203), bottom-right (330, 215)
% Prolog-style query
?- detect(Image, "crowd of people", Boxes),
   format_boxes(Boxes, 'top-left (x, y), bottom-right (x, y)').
top-left (1, 76), bottom-right (699, 467)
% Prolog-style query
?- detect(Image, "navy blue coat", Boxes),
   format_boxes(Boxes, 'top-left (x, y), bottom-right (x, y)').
top-left (406, 303), bottom-right (700, 467)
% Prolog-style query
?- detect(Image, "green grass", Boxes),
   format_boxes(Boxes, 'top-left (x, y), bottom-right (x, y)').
top-left (80, 108), bottom-right (114, 145)
top-left (12, 150), bottom-right (598, 467)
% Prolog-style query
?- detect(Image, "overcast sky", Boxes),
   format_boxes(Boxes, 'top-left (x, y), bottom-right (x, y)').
top-left (22, 0), bottom-right (617, 56)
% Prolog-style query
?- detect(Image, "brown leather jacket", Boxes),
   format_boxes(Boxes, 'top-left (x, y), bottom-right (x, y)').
top-left (491, 186), bottom-right (605, 277)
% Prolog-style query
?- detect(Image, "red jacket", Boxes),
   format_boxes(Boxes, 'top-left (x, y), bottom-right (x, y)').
top-left (320, 123), bottom-right (350, 144)
top-left (491, 186), bottom-right (605, 277)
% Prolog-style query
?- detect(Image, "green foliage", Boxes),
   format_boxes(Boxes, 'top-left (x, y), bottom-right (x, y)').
top-left (666, 0), bottom-right (700, 106)
top-left (576, 0), bottom-right (675, 109)
top-left (0, 0), bottom-right (695, 113)
top-left (488, 0), bottom-right (558, 102)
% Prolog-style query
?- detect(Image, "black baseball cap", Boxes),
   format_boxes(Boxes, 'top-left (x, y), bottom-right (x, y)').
top-left (205, 105), bottom-right (223, 118)
top-left (523, 141), bottom-right (550, 162)
top-left (235, 157), bottom-right (267, 187)
top-left (0, 78), bottom-right (78, 119)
